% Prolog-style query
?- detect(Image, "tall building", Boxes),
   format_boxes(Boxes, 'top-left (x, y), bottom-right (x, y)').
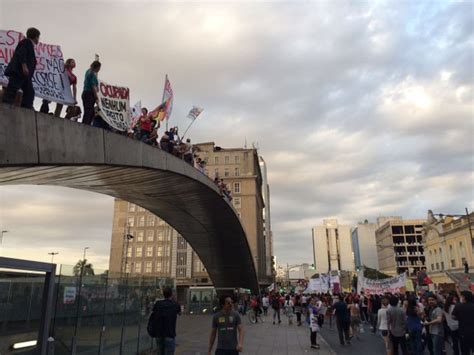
top-left (375, 217), bottom-right (426, 276)
top-left (193, 142), bottom-right (271, 285)
top-left (423, 210), bottom-right (474, 284)
top-left (312, 219), bottom-right (354, 272)
top-left (108, 200), bottom-right (210, 302)
top-left (351, 220), bottom-right (379, 269)
top-left (259, 156), bottom-right (275, 279)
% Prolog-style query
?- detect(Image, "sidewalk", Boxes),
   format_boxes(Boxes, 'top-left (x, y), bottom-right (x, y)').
top-left (172, 314), bottom-right (336, 355)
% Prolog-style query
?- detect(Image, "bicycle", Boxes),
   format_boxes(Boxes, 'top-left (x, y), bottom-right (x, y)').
top-left (247, 307), bottom-right (265, 324)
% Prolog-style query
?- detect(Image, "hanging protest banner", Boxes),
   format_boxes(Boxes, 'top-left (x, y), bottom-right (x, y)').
top-left (0, 29), bottom-right (74, 105)
top-left (357, 271), bottom-right (407, 295)
top-left (187, 106), bottom-right (204, 120)
top-left (162, 74), bottom-right (173, 121)
top-left (97, 80), bottom-right (130, 132)
top-left (130, 100), bottom-right (142, 129)
top-left (303, 274), bottom-right (341, 294)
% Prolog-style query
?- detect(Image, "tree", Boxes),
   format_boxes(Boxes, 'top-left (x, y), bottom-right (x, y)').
top-left (73, 259), bottom-right (95, 276)
top-left (362, 265), bottom-right (390, 279)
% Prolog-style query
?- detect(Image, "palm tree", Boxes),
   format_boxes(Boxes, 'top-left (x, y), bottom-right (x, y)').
top-left (73, 259), bottom-right (95, 276)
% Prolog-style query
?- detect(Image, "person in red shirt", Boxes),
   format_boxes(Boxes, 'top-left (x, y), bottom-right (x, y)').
top-left (55, 58), bottom-right (78, 117)
top-left (139, 108), bottom-right (152, 141)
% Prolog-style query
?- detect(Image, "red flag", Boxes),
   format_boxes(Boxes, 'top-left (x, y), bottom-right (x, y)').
top-left (423, 276), bottom-right (433, 285)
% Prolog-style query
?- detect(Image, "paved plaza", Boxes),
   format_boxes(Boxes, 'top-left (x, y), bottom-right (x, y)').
top-left (170, 314), bottom-right (335, 355)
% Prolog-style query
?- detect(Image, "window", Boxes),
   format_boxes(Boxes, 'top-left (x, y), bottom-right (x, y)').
top-left (431, 264), bottom-right (434, 271)
top-left (138, 216), bottom-right (145, 227)
top-left (233, 197), bottom-right (241, 209)
top-left (146, 230), bottom-right (154, 242)
top-left (146, 246), bottom-right (153, 257)
top-left (214, 168), bottom-right (219, 178)
top-left (125, 264), bottom-right (131, 273)
top-left (244, 152), bottom-right (249, 160)
top-left (157, 246), bottom-right (163, 257)
top-left (214, 156), bottom-right (219, 164)
top-left (235, 155), bottom-right (240, 164)
top-left (128, 203), bottom-right (136, 212)
top-left (136, 247), bottom-right (142, 258)
top-left (234, 168), bottom-right (240, 176)
top-left (145, 261), bottom-right (152, 273)
top-left (225, 156), bottom-right (230, 164)
top-left (451, 259), bottom-right (456, 267)
top-left (234, 182), bottom-right (241, 193)
top-left (177, 268), bottom-right (186, 277)
top-left (137, 230), bottom-right (144, 242)
top-left (441, 261), bottom-right (444, 270)
top-left (128, 217), bottom-right (135, 227)
top-left (157, 230), bottom-right (164, 241)
top-left (436, 262), bottom-right (439, 270)
top-left (127, 247), bottom-right (132, 258)
top-left (137, 206), bottom-right (145, 212)
top-left (135, 263), bottom-right (142, 273)
top-left (147, 216), bottom-right (155, 227)
top-left (224, 168), bottom-right (230, 177)
top-left (156, 262), bottom-right (162, 272)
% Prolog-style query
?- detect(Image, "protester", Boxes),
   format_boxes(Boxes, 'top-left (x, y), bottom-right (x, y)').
top-left (348, 297), bottom-right (362, 340)
top-left (424, 294), bottom-right (444, 355)
top-left (377, 296), bottom-right (391, 355)
top-left (208, 295), bottom-right (244, 355)
top-left (284, 295), bottom-right (294, 325)
top-left (139, 108), bottom-right (152, 141)
top-left (147, 287), bottom-right (181, 355)
top-left (387, 295), bottom-right (408, 355)
top-left (262, 294), bottom-right (269, 317)
top-left (294, 295), bottom-right (303, 326)
top-left (183, 139), bottom-right (194, 165)
top-left (406, 297), bottom-right (423, 355)
top-left (309, 298), bottom-right (321, 349)
top-left (2, 27), bottom-right (40, 109)
top-left (333, 294), bottom-right (351, 346)
top-left (55, 58), bottom-right (78, 117)
top-left (452, 289), bottom-right (474, 355)
top-left (271, 293), bottom-right (281, 325)
top-left (81, 60), bottom-right (101, 125)
top-left (444, 294), bottom-right (460, 355)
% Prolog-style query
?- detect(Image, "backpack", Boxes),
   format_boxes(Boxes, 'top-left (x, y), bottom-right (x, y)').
top-left (147, 309), bottom-right (157, 337)
top-left (271, 298), bottom-right (280, 309)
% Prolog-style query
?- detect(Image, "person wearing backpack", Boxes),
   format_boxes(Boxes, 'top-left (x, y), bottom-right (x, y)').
top-left (271, 293), bottom-right (281, 325)
top-left (147, 287), bottom-right (181, 354)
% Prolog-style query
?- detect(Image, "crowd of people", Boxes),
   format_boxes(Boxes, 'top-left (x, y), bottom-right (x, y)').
top-left (1, 27), bottom-right (240, 204)
top-left (235, 286), bottom-right (474, 354)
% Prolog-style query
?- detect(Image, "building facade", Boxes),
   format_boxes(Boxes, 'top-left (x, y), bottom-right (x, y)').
top-left (108, 200), bottom-right (211, 302)
top-left (376, 217), bottom-right (426, 277)
top-left (351, 220), bottom-right (379, 270)
top-left (423, 210), bottom-right (474, 284)
top-left (259, 156), bottom-right (275, 279)
top-left (193, 142), bottom-right (271, 285)
top-left (312, 219), bottom-right (354, 272)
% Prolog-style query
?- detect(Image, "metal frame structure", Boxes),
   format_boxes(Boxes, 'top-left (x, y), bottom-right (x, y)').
top-left (0, 256), bottom-right (56, 355)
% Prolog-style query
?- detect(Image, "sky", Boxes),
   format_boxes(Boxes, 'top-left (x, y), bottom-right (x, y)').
top-left (0, 0), bottom-right (472, 270)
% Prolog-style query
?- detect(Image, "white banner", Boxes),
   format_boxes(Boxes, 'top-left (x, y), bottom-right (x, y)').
top-left (303, 274), bottom-right (340, 294)
top-left (97, 80), bottom-right (131, 132)
top-left (0, 29), bottom-right (75, 105)
top-left (187, 106), bottom-right (204, 120)
top-left (357, 271), bottom-right (407, 295)
top-left (130, 100), bottom-right (142, 128)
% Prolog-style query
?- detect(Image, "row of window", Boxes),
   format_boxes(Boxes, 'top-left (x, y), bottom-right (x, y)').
top-left (429, 241), bottom-right (466, 270)
top-left (128, 246), bottom-right (171, 258)
top-left (214, 168), bottom-right (241, 178)
top-left (127, 215), bottom-right (164, 228)
top-left (126, 229), bottom-right (171, 242)
top-left (212, 155), bottom-right (241, 165)
top-left (126, 260), bottom-right (170, 273)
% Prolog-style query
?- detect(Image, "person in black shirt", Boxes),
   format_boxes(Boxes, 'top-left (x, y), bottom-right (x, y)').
top-left (3, 28), bottom-right (40, 109)
top-left (452, 289), bottom-right (474, 355)
top-left (148, 287), bottom-right (181, 354)
top-left (332, 295), bottom-right (351, 345)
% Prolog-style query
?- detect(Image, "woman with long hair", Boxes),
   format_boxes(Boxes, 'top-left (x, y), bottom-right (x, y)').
top-left (406, 297), bottom-right (423, 355)
top-left (444, 294), bottom-right (460, 355)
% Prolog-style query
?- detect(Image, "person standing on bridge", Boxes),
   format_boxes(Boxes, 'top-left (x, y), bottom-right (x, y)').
top-left (208, 294), bottom-right (244, 355)
top-left (81, 60), bottom-right (101, 125)
top-left (2, 28), bottom-right (40, 109)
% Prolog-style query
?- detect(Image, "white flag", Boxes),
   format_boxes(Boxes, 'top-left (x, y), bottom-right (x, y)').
top-left (187, 106), bottom-right (204, 120)
top-left (130, 101), bottom-right (142, 128)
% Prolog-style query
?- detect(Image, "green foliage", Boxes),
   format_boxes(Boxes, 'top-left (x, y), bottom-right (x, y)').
top-left (72, 259), bottom-right (95, 276)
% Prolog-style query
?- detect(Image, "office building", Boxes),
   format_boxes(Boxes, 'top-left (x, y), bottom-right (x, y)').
top-left (312, 219), bottom-right (354, 272)
top-left (259, 156), bottom-right (275, 279)
top-left (351, 220), bottom-right (379, 269)
top-left (375, 217), bottom-right (425, 276)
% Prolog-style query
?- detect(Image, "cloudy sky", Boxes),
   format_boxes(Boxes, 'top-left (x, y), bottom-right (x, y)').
top-left (0, 0), bottom-right (472, 270)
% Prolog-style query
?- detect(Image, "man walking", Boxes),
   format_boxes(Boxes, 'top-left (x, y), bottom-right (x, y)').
top-left (333, 295), bottom-right (351, 345)
top-left (424, 294), bottom-right (444, 355)
top-left (208, 295), bottom-right (244, 355)
top-left (452, 289), bottom-right (474, 355)
top-left (387, 296), bottom-right (408, 355)
top-left (271, 293), bottom-right (281, 324)
top-left (3, 28), bottom-right (40, 109)
top-left (148, 287), bottom-right (181, 354)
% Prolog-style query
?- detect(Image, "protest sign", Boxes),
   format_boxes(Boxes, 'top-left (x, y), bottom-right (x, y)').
top-left (0, 29), bottom-right (75, 105)
top-left (357, 272), bottom-right (407, 295)
top-left (97, 80), bottom-right (131, 131)
top-left (63, 286), bottom-right (76, 304)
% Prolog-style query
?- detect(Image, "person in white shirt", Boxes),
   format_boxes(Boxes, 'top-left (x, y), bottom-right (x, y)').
top-left (377, 296), bottom-right (390, 355)
top-left (262, 295), bottom-right (270, 316)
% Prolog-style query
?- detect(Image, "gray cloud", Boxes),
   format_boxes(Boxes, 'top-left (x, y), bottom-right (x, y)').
top-left (0, 0), bottom-right (472, 268)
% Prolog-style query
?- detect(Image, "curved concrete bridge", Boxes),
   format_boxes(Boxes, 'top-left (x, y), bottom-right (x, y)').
top-left (0, 105), bottom-right (259, 292)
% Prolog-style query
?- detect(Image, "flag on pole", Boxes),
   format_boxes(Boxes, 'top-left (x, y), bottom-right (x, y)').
top-left (187, 106), bottom-right (204, 121)
top-left (162, 75), bottom-right (173, 121)
top-left (130, 100), bottom-right (142, 128)
top-left (148, 101), bottom-right (167, 121)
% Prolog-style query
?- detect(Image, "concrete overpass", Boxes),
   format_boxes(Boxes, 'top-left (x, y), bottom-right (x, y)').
top-left (0, 105), bottom-right (259, 293)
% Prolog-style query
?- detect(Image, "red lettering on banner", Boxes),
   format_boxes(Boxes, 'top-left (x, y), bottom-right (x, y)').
top-left (0, 48), bottom-right (15, 62)
top-left (100, 82), bottom-right (130, 100)
top-left (35, 42), bottom-right (62, 58)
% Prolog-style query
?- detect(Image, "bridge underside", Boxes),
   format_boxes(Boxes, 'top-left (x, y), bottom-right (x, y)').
top-left (0, 105), bottom-right (259, 293)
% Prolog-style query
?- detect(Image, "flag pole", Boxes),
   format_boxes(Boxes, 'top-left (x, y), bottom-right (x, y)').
top-left (181, 118), bottom-right (197, 141)
top-left (162, 74), bottom-right (168, 132)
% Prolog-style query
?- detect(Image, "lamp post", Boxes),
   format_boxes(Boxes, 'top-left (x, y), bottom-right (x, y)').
top-left (48, 252), bottom-right (59, 263)
top-left (0, 230), bottom-right (8, 254)
top-left (83, 247), bottom-right (90, 262)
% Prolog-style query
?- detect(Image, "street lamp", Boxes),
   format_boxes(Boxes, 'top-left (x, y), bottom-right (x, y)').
top-left (0, 230), bottom-right (8, 255)
top-left (83, 247), bottom-right (90, 261)
top-left (48, 252), bottom-right (59, 263)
